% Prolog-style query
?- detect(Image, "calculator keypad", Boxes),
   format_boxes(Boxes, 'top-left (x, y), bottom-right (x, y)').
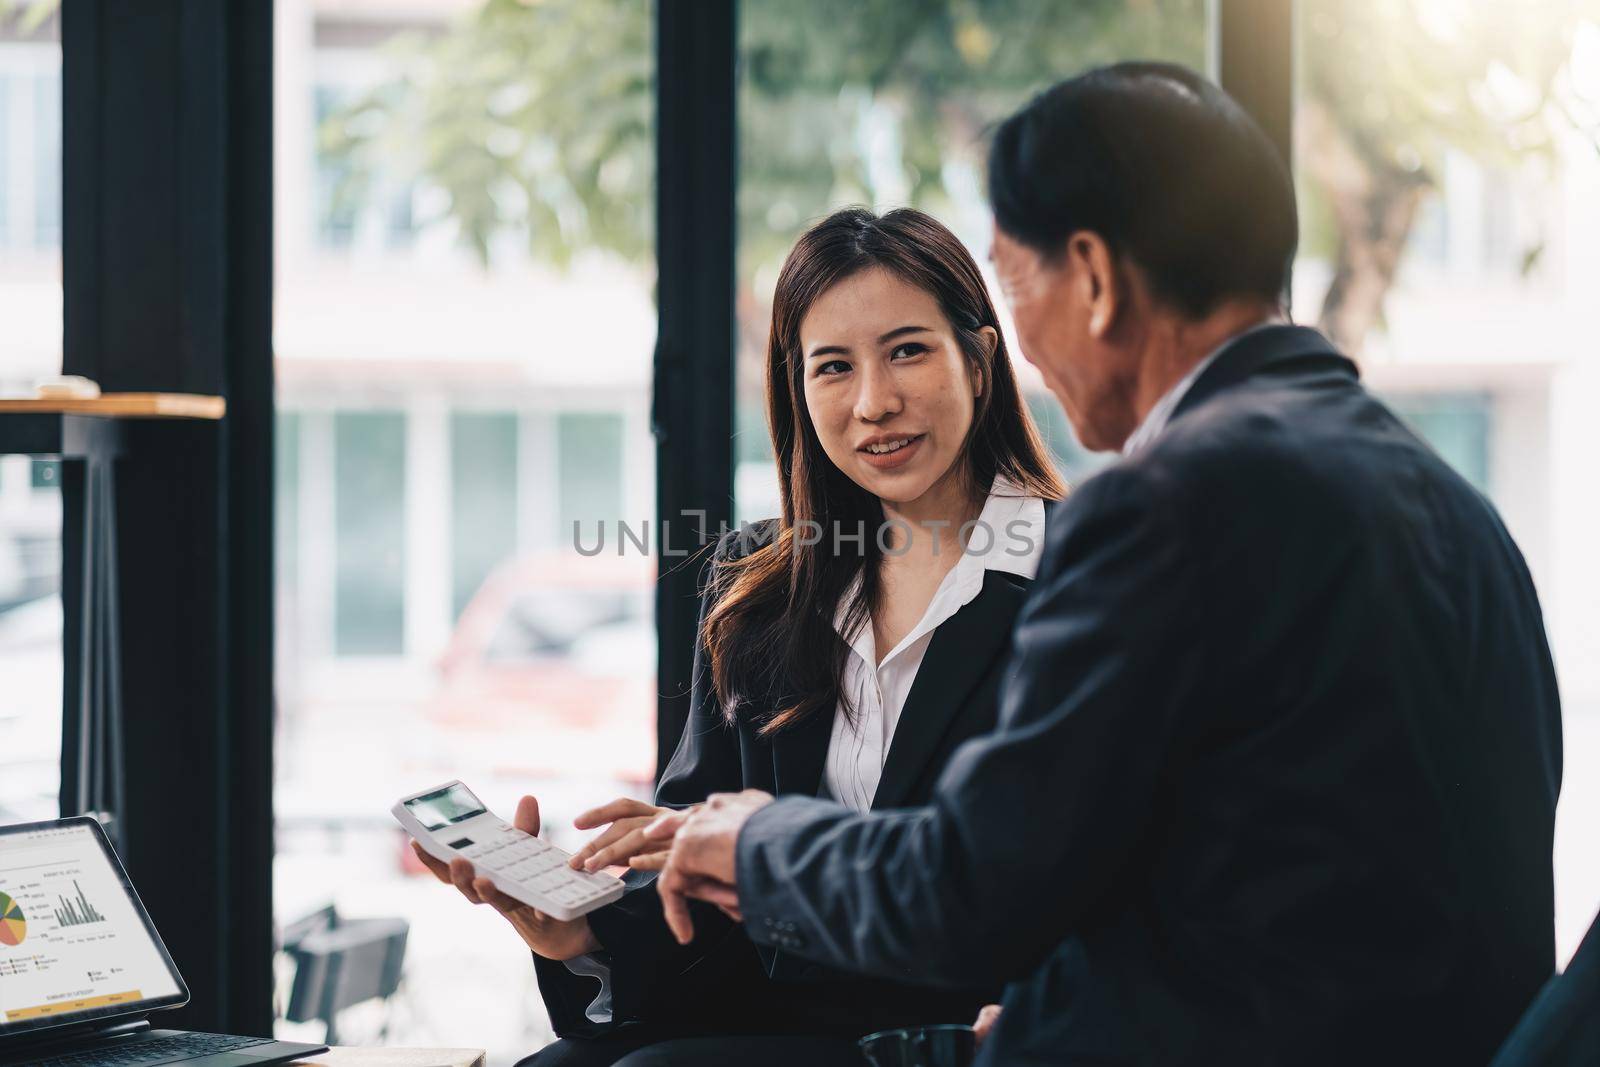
top-left (458, 829), bottom-right (619, 913)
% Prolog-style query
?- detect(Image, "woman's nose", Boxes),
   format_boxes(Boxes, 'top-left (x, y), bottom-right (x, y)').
top-left (853, 364), bottom-right (903, 422)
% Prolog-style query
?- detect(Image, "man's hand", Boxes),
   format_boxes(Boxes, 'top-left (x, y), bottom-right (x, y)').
top-left (636, 789), bottom-right (774, 944)
top-left (973, 1004), bottom-right (1003, 1048)
top-left (411, 794), bottom-right (601, 961)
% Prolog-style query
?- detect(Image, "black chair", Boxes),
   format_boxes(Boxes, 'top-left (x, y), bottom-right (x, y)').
top-left (279, 905), bottom-right (410, 1045)
top-left (1490, 909), bottom-right (1600, 1066)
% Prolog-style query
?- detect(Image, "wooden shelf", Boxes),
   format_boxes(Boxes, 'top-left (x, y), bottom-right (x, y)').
top-left (0, 393), bottom-right (225, 420)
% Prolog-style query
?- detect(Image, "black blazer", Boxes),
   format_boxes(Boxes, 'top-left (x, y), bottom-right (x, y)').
top-left (534, 516), bottom-right (1044, 1038)
top-left (732, 325), bottom-right (1563, 1065)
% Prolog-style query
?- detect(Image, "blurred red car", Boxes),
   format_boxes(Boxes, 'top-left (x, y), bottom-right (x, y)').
top-left (425, 553), bottom-right (658, 789)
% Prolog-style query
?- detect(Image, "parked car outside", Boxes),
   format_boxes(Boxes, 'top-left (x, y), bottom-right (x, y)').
top-left (425, 553), bottom-right (658, 795)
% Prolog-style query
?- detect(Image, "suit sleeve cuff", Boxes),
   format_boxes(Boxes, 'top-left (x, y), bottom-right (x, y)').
top-left (736, 796), bottom-right (835, 954)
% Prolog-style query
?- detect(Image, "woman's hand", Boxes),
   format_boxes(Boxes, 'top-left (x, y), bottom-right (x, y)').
top-left (567, 797), bottom-right (689, 873)
top-left (411, 794), bottom-right (600, 962)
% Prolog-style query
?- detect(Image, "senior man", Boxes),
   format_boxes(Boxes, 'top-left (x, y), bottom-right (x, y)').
top-left (636, 63), bottom-right (1561, 1066)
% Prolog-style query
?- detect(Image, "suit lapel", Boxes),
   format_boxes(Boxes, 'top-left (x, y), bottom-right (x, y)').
top-left (871, 569), bottom-right (1030, 810)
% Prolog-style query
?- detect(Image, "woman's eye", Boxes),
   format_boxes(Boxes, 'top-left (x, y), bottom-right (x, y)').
top-left (890, 343), bottom-right (927, 360)
top-left (816, 359), bottom-right (851, 376)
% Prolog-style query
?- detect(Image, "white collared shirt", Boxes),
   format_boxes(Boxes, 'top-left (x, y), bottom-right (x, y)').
top-left (1122, 321), bottom-right (1279, 456)
top-left (823, 479), bottom-right (1048, 812)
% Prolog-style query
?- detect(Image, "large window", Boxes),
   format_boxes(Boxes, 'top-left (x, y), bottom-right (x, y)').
top-left (0, 0), bottom-right (1585, 1053)
top-left (0, 10), bottom-right (60, 825)
top-left (1293, 0), bottom-right (1600, 963)
top-left (272, 1), bottom-right (653, 1058)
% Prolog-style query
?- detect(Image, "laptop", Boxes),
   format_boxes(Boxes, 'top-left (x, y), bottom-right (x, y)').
top-left (0, 817), bottom-right (327, 1067)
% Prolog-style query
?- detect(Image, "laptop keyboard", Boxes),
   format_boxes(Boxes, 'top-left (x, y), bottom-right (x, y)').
top-left (30, 1032), bottom-right (277, 1067)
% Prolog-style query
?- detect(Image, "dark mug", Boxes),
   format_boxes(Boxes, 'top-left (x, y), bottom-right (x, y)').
top-left (857, 1024), bottom-right (977, 1067)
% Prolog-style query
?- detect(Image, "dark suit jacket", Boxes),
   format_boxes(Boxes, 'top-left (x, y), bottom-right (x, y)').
top-left (535, 517), bottom-right (1041, 1038)
top-left (734, 325), bottom-right (1564, 1065)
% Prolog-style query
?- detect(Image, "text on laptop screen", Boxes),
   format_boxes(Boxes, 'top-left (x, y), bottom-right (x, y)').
top-left (0, 823), bottom-right (182, 1027)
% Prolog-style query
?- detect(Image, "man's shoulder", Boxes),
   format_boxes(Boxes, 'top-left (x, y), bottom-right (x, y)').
top-left (1055, 376), bottom-right (1395, 557)
top-left (1132, 374), bottom-right (1380, 501)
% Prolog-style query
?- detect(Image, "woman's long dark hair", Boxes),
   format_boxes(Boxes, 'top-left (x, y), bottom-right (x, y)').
top-left (703, 207), bottom-right (1064, 735)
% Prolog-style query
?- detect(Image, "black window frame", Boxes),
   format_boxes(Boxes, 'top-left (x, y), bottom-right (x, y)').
top-left (58, 0), bottom-right (275, 1035)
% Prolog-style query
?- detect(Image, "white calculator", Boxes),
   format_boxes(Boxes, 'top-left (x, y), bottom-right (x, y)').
top-left (393, 780), bottom-right (626, 922)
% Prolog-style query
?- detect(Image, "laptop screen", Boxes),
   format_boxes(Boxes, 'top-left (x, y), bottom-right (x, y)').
top-left (0, 818), bottom-right (187, 1038)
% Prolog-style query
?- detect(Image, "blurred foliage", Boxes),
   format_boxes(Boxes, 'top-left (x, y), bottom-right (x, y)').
top-left (1298, 0), bottom-right (1600, 347)
top-left (0, 0), bottom-right (56, 35)
top-left (322, 0), bottom-right (1600, 350)
top-left (321, 0), bottom-right (653, 268)
top-left (321, 0), bottom-right (1204, 275)
top-left (734, 0), bottom-right (1205, 277)
top-left (1301, 0), bottom-right (1597, 194)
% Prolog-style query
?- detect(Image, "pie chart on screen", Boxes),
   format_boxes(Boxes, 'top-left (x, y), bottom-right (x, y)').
top-left (0, 891), bottom-right (25, 946)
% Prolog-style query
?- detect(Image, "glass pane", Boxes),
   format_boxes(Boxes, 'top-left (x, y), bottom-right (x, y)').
top-left (1294, 0), bottom-right (1600, 964)
top-left (0, 455), bottom-right (60, 823)
top-left (0, 10), bottom-right (61, 824)
top-left (452, 412), bottom-right (518, 620)
top-left (1388, 393), bottom-right (1492, 496)
top-left (334, 411), bottom-right (407, 656)
top-left (273, 1), bottom-right (655, 1059)
top-left (0, 11), bottom-right (61, 388)
top-left (735, 0), bottom-right (1208, 518)
top-left (557, 412), bottom-right (624, 543)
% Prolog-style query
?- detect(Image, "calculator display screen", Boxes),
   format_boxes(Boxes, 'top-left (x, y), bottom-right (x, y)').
top-left (405, 784), bottom-right (488, 830)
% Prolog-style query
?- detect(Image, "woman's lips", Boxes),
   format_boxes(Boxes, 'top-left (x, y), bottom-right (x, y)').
top-left (858, 434), bottom-right (925, 470)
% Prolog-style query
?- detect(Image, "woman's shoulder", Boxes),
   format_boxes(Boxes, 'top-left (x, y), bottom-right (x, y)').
top-left (712, 517), bottom-right (781, 563)
top-left (698, 518), bottom-right (782, 605)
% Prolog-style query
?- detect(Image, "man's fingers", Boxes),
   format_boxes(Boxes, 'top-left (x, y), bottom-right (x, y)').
top-left (658, 868), bottom-right (696, 945)
top-left (573, 797), bottom-right (654, 830)
top-left (973, 1004), bottom-right (1003, 1047)
top-left (514, 795), bottom-right (541, 837)
top-left (658, 870), bottom-right (740, 933)
top-left (448, 857), bottom-right (483, 904)
top-left (703, 789), bottom-right (760, 811)
top-left (691, 879), bottom-right (741, 913)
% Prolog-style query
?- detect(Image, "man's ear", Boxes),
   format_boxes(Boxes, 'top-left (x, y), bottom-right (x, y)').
top-left (1066, 231), bottom-right (1121, 339)
top-left (971, 326), bottom-right (998, 398)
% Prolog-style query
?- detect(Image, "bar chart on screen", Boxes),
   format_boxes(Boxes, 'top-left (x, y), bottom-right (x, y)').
top-left (2, 870), bottom-right (116, 950)
top-left (52, 881), bottom-right (106, 928)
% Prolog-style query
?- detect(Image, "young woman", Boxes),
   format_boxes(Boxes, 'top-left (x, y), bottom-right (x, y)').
top-left (417, 207), bottom-right (1064, 1066)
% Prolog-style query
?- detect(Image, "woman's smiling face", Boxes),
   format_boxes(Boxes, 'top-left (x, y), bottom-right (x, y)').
top-left (799, 266), bottom-right (987, 507)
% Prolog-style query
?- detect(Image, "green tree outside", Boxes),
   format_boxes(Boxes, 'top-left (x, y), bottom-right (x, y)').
top-left (318, 0), bottom-right (1600, 356)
